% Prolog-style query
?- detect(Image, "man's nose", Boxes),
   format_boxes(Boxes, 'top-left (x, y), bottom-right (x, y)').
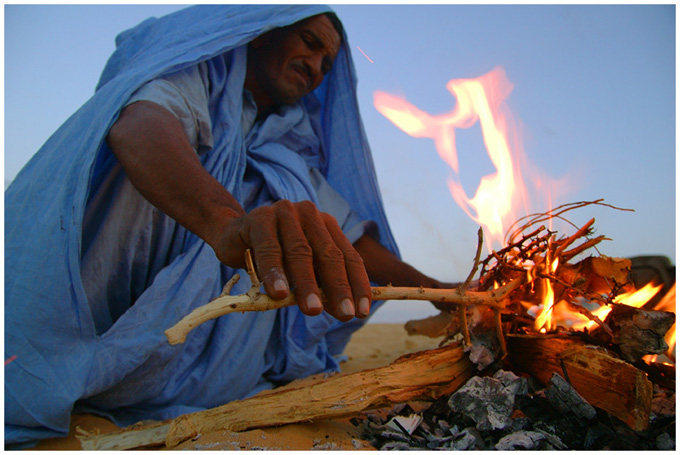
top-left (304, 54), bottom-right (324, 87)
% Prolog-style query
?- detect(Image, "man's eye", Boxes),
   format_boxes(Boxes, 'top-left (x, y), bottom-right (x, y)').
top-left (302, 34), bottom-right (315, 48)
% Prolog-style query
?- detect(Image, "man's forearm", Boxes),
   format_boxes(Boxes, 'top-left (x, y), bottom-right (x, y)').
top-left (353, 234), bottom-right (442, 288)
top-left (106, 100), bottom-right (245, 248)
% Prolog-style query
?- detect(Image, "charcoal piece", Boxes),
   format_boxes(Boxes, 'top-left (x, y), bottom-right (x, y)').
top-left (367, 413), bottom-right (383, 424)
top-left (656, 432), bottom-right (675, 450)
top-left (651, 394), bottom-right (676, 418)
top-left (546, 373), bottom-right (596, 420)
top-left (493, 369), bottom-right (529, 396)
top-left (494, 431), bottom-right (546, 450)
top-left (450, 427), bottom-right (484, 450)
top-left (432, 427), bottom-right (446, 438)
top-left (511, 417), bottom-right (531, 431)
top-left (378, 430), bottom-right (411, 443)
top-left (584, 422), bottom-right (616, 450)
top-left (534, 429), bottom-right (568, 450)
top-left (448, 373), bottom-right (520, 431)
top-left (437, 419), bottom-right (453, 433)
top-left (380, 441), bottom-right (415, 450)
top-left (425, 436), bottom-right (454, 450)
top-left (418, 420), bottom-right (432, 434)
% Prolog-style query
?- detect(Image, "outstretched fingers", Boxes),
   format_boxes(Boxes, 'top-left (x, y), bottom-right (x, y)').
top-left (241, 200), bottom-right (371, 322)
top-left (321, 213), bottom-right (372, 318)
top-left (297, 203), bottom-right (356, 321)
top-left (275, 201), bottom-right (324, 316)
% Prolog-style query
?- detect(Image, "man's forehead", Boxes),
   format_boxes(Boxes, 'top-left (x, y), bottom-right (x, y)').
top-left (298, 14), bottom-right (342, 56)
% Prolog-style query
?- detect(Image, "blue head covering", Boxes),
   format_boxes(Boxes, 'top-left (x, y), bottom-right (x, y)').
top-left (5, 5), bottom-right (398, 445)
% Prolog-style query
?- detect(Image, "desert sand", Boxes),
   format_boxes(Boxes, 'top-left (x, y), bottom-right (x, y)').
top-left (32, 323), bottom-right (443, 450)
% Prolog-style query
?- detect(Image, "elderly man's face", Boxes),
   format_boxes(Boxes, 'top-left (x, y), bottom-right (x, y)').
top-left (246, 14), bottom-right (341, 110)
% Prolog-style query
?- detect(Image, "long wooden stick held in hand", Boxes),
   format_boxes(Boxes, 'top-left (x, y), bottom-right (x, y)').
top-left (164, 248), bottom-right (525, 346)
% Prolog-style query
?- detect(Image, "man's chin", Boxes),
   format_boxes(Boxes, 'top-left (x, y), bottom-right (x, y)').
top-left (276, 89), bottom-right (307, 106)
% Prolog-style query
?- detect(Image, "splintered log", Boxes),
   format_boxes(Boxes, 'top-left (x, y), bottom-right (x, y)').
top-left (78, 344), bottom-right (473, 450)
top-left (603, 305), bottom-right (675, 363)
top-left (506, 334), bottom-right (653, 431)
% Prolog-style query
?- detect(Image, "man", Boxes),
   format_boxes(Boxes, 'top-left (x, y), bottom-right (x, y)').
top-left (5, 5), bottom-right (448, 445)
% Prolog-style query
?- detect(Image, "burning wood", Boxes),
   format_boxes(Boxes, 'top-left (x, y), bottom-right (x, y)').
top-left (505, 334), bottom-right (653, 431)
top-left (600, 304), bottom-right (675, 363)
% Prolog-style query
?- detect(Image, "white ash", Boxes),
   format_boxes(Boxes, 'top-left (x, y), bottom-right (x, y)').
top-left (448, 370), bottom-right (528, 431)
top-left (494, 430), bottom-right (546, 450)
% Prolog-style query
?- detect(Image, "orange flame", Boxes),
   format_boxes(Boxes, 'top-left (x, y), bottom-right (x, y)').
top-left (374, 67), bottom-right (556, 251)
top-left (533, 256), bottom-right (560, 332)
top-left (643, 283), bottom-right (676, 364)
top-left (564, 283), bottom-right (664, 332)
top-left (530, 282), bottom-right (669, 337)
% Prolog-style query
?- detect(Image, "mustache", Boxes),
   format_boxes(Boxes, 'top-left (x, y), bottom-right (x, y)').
top-left (291, 62), bottom-right (313, 89)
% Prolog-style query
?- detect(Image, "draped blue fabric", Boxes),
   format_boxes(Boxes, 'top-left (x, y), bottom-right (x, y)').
top-left (4, 5), bottom-right (400, 445)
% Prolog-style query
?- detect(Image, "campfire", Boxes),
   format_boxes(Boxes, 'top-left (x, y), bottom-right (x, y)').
top-left (371, 206), bottom-right (676, 450)
top-left (363, 66), bottom-right (676, 450)
top-left (364, 66), bottom-right (675, 449)
top-left (77, 67), bottom-right (675, 450)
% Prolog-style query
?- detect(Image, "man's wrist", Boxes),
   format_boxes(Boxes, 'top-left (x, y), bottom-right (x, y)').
top-left (201, 205), bottom-right (245, 251)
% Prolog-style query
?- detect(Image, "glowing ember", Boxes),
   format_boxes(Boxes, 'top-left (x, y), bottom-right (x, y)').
top-left (374, 67), bottom-right (558, 251)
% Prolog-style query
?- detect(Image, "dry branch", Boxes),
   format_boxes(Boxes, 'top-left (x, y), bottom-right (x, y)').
top-left (78, 343), bottom-right (473, 450)
top-left (165, 278), bottom-right (526, 345)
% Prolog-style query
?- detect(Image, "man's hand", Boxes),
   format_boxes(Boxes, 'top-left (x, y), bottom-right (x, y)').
top-left (211, 200), bottom-right (372, 321)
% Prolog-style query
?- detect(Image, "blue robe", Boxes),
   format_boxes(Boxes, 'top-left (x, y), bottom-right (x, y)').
top-left (4, 5), bottom-right (399, 445)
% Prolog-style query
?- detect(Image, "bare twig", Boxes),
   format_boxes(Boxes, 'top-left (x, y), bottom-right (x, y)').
top-left (459, 227), bottom-right (484, 294)
top-left (165, 277), bottom-right (527, 346)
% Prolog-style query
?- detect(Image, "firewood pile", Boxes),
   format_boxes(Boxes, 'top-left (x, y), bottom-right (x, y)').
top-left (354, 200), bottom-right (676, 450)
top-left (78, 200), bottom-right (675, 450)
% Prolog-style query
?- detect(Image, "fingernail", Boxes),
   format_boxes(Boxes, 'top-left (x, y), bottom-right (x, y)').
top-left (358, 297), bottom-right (370, 316)
top-left (340, 298), bottom-right (355, 317)
top-left (273, 279), bottom-right (288, 293)
top-left (306, 294), bottom-right (323, 312)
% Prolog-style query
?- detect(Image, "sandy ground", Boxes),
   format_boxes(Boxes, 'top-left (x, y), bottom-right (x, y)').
top-left (32, 323), bottom-right (443, 450)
